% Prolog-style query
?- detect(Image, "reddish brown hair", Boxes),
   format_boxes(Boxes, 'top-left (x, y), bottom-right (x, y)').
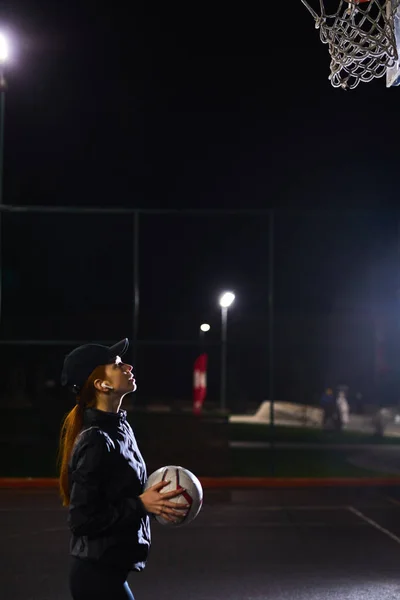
top-left (58, 365), bottom-right (106, 506)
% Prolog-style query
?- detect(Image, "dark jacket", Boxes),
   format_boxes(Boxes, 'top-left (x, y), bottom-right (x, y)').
top-left (68, 407), bottom-right (151, 572)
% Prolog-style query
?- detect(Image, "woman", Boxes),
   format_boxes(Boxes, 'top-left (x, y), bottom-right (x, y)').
top-left (58, 338), bottom-right (188, 600)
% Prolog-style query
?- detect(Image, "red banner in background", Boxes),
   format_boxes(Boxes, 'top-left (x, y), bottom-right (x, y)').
top-left (193, 353), bottom-right (208, 415)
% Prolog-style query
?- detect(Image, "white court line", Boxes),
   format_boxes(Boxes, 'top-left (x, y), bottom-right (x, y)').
top-left (348, 506), bottom-right (400, 546)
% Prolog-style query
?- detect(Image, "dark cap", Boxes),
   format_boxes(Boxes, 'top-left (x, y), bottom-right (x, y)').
top-left (61, 338), bottom-right (129, 393)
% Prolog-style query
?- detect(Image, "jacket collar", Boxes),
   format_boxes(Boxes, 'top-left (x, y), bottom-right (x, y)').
top-left (83, 407), bottom-right (127, 427)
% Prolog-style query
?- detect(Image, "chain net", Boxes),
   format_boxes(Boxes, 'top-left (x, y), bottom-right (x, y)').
top-left (301, 0), bottom-right (400, 89)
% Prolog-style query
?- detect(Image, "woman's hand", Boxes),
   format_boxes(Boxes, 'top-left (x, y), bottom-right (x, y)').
top-left (139, 480), bottom-right (190, 523)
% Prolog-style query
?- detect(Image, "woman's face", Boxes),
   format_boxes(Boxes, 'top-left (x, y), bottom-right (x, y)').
top-left (104, 356), bottom-right (136, 394)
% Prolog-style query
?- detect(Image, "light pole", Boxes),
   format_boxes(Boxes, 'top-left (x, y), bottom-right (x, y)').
top-left (219, 291), bottom-right (235, 412)
top-left (0, 33), bottom-right (8, 330)
top-left (199, 323), bottom-right (210, 354)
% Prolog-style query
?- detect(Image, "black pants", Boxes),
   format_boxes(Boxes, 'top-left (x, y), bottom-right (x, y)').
top-left (69, 557), bottom-right (135, 600)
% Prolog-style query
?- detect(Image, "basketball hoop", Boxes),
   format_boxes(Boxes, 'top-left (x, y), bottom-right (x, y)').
top-left (301, 0), bottom-right (400, 89)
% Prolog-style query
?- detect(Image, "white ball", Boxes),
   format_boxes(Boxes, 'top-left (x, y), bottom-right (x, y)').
top-left (144, 465), bottom-right (203, 527)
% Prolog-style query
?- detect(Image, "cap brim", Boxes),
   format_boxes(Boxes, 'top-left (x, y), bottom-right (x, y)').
top-left (108, 338), bottom-right (129, 359)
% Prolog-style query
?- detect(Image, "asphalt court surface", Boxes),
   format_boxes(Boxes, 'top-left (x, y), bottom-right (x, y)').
top-left (2, 486), bottom-right (400, 599)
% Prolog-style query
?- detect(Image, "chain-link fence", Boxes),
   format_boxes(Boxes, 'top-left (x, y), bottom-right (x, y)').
top-left (0, 207), bottom-right (399, 477)
top-left (1, 208), bottom-right (398, 407)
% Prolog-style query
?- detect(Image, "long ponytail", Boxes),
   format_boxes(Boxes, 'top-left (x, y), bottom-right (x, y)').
top-left (57, 365), bottom-right (106, 506)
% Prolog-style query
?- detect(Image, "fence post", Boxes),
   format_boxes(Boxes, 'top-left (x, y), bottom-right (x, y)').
top-left (269, 210), bottom-right (275, 474)
top-left (133, 210), bottom-right (140, 366)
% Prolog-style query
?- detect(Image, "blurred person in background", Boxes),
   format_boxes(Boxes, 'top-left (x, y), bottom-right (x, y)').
top-left (336, 387), bottom-right (350, 431)
top-left (58, 338), bottom-right (188, 600)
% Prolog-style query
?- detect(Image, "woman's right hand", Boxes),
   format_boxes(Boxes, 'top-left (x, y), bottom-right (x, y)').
top-left (139, 480), bottom-right (190, 523)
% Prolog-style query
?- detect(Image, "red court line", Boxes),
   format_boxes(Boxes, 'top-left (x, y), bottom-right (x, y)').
top-left (1, 477), bottom-right (400, 489)
top-left (200, 477), bottom-right (400, 488)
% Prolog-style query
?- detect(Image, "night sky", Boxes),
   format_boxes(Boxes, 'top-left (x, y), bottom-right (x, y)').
top-left (1, 1), bottom-right (399, 404)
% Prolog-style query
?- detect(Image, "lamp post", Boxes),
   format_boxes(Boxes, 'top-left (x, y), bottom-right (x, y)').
top-left (0, 32), bottom-right (8, 330)
top-left (219, 291), bottom-right (235, 412)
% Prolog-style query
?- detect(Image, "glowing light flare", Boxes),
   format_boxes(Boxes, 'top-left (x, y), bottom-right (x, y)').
top-left (219, 292), bottom-right (235, 308)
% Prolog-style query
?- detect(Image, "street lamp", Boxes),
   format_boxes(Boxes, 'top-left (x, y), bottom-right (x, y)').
top-left (219, 291), bottom-right (235, 412)
top-left (0, 32), bottom-right (8, 330)
top-left (0, 32), bottom-right (7, 206)
top-left (0, 34), bottom-right (8, 64)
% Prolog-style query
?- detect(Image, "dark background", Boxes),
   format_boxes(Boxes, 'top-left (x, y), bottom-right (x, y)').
top-left (0, 1), bottom-right (399, 411)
